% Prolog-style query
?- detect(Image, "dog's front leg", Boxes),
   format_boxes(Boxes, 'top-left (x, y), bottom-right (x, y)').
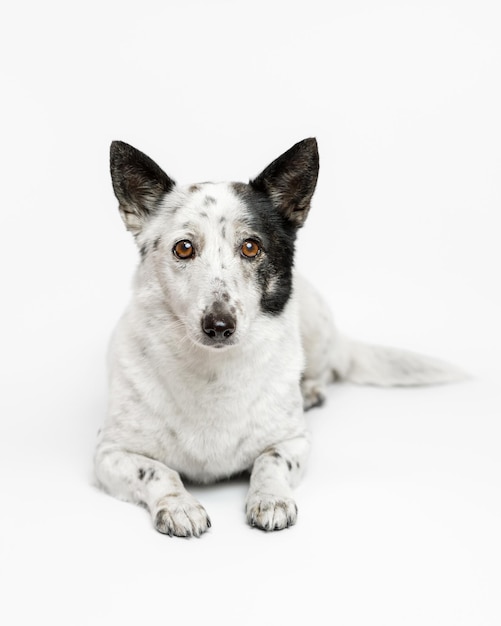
top-left (246, 435), bottom-right (310, 531)
top-left (95, 446), bottom-right (211, 537)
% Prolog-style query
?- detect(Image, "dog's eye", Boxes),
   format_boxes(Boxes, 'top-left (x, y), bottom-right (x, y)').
top-left (173, 240), bottom-right (195, 259)
top-left (241, 239), bottom-right (261, 259)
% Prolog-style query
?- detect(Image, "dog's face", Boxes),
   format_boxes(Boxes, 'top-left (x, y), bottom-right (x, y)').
top-left (109, 139), bottom-right (319, 350)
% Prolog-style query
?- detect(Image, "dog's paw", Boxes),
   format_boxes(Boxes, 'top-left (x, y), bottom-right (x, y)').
top-left (301, 379), bottom-right (326, 411)
top-left (153, 493), bottom-right (211, 538)
top-left (246, 492), bottom-right (298, 531)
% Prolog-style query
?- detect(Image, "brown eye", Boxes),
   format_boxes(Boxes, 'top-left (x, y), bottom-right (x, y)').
top-left (173, 240), bottom-right (195, 259)
top-left (241, 239), bottom-right (261, 259)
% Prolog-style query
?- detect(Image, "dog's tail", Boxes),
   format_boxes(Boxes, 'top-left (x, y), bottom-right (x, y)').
top-left (332, 335), bottom-right (468, 387)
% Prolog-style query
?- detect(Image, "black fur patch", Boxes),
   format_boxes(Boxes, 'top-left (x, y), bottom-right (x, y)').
top-left (233, 183), bottom-right (297, 315)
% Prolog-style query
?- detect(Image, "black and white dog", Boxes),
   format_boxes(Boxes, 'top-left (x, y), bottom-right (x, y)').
top-left (94, 139), bottom-right (463, 537)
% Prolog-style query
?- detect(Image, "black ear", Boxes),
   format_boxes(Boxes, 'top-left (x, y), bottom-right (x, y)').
top-left (250, 138), bottom-right (319, 227)
top-left (110, 141), bottom-right (175, 234)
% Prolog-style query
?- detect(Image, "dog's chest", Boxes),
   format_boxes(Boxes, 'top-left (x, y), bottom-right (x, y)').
top-left (151, 345), bottom-right (305, 482)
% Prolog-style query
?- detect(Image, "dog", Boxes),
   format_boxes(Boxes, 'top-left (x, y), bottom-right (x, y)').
top-left (94, 138), bottom-right (464, 537)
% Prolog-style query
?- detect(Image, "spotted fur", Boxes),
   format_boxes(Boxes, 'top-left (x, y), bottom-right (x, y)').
top-left (95, 139), bottom-right (466, 537)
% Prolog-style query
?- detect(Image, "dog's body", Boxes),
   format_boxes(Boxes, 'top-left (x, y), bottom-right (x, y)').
top-left (95, 139), bottom-right (463, 536)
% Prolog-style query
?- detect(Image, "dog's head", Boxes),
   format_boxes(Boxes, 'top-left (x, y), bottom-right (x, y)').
top-left (109, 139), bottom-right (319, 350)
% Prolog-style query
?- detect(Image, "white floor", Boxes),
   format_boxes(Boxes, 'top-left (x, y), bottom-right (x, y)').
top-left (1, 2), bottom-right (500, 625)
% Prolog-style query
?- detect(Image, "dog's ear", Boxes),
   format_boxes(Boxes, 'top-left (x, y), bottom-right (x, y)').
top-left (110, 141), bottom-right (175, 234)
top-left (250, 138), bottom-right (319, 227)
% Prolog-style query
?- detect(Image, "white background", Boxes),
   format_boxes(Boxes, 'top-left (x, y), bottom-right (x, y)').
top-left (1, 1), bottom-right (500, 624)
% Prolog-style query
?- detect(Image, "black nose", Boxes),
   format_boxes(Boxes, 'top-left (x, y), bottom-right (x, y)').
top-left (202, 312), bottom-right (237, 340)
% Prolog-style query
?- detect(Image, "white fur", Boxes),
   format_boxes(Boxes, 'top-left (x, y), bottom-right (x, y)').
top-left (95, 181), bottom-right (465, 537)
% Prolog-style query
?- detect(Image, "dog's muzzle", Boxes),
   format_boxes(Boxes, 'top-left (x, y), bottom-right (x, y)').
top-left (201, 306), bottom-right (236, 343)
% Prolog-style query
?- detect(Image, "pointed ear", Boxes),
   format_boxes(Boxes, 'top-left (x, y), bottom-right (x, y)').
top-left (110, 141), bottom-right (175, 234)
top-left (249, 138), bottom-right (319, 227)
